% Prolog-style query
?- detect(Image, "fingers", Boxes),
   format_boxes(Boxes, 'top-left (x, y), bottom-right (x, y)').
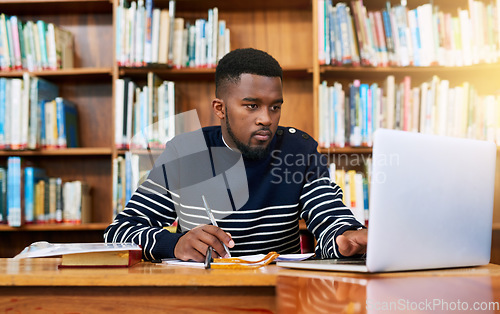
top-left (336, 234), bottom-right (355, 256)
top-left (336, 229), bottom-right (368, 257)
top-left (174, 225), bottom-right (234, 262)
top-left (202, 225), bottom-right (234, 258)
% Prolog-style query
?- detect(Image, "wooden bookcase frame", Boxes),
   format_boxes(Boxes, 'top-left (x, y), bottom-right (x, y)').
top-left (0, 0), bottom-right (499, 262)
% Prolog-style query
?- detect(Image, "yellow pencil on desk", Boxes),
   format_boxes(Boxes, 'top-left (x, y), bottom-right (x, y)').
top-left (202, 195), bottom-right (231, 258)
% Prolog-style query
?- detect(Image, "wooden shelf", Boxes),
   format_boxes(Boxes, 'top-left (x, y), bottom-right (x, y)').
top-left (319, 147), bottom-right (373, 154)
top-left (154, 0), bottom-right (311, 11)
top-left (320, 63), bottom-right (500, 80)
top-left (493, 223), bottom-right (500, 231)
top-left (0, 68), bottom-right (113, 80)
top-left (0, 0), bottom-right (112, 15)
top-left (117, 148), bottom-right (165, 155)
top-left (0, 148), bottom-right (112, 157)
top-left (0, 222), bottom-right (109, 232)
top-left (119, 66), bottom-right (311, 81)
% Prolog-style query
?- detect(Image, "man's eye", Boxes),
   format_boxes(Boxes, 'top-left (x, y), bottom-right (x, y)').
top-left (246, 104), bottom-right (257, 109)
top-left (272, 105), bottom-right (281, 111)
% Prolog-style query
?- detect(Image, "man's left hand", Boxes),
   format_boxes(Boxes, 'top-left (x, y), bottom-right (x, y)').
top-left (336, 229), bottom-right (367, 257)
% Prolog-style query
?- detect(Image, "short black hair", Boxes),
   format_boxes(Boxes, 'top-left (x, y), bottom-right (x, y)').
top-left (215, 48), bottom-right (283, 98)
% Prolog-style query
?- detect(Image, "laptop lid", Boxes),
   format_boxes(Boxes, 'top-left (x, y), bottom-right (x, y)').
top-left (277, 129), bottom-right (496, 273)
top-left (366, 129), bottom-right (496, 272)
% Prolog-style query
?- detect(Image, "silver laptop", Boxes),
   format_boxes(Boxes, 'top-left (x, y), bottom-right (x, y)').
top-left (278, 129), bottom-right (496, 272)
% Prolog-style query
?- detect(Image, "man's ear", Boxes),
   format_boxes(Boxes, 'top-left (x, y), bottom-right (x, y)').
top-left (212, 98), bottom-right (225, 120)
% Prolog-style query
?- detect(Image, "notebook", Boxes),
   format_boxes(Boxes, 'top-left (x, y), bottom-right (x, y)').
top-left (277, 129), bottom-right (496, 272)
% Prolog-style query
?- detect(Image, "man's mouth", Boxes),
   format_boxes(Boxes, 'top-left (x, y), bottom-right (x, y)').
top-left (253, 130), bottom-right (272, 142)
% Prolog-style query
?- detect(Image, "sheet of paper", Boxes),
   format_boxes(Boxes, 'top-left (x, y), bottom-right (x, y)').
top-left (160, 253), bottom-right (314, 267)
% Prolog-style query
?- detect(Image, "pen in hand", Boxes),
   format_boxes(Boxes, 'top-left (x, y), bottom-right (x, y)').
top-left (202, 195), bottom-right (232, 258)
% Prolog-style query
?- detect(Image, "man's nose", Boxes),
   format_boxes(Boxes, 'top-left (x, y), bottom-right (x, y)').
top-left (257, 108), bottom-right (272, 126)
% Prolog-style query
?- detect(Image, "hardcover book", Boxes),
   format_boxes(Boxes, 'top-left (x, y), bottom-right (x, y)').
top-left (14, 242), bottom-right (142, 268)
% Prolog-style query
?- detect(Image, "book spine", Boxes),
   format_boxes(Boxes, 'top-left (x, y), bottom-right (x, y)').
top-left (151, 8), bottom-right (161, 64)
top-left (0, 168), bottom-right (6, 224)
top-left (46, 23), bottom-right (57, 70)
top-left (9, 16), bottom-right (22, 70)
top-left (48, 177), bottom-right (56, 223)
top-left (167, 0), bottom-right (176, 64)
top-left (0, 78), bottom-right (5, 148)
top-left (144, 0), bottom-right (153, 64)
top-left (40, 100), bottom-right (46, 148)
top-left (158, 9), bottom-right (170, 65)
top-left (135, 0), bottom-right (145, 67)
top-left (20, 73), bottom-right (30, 149)
top-left (36, 20), bottom-right (49, 69)
top-left (10, 78), bottom-right (23, 150)
top-left (7, 157), bottom-right (22, 227)
top-left (125, 152), bottom-right (132, 203)
top-left (359, 83), bottom-right (369, 146)
top-left (211, 7), bottom-right (218, 67)
top-left (403, 76), bottom-right (411, 131)
top-left (0, 14), bottom-right (11, 70)
top-left (55, 97), bottom-right (66, 148)
top-left (55, 177), bottom-right (62, 223)
top-left (115, 79), bottom-right (125, 148)
top-left (28, 77), bottom-right (38, 150)
top-left (24, 167), bottom-right (34, 223)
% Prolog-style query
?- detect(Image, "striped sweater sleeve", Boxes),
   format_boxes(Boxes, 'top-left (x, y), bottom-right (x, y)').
top-left (299, 153), bottom-right (365, 259)
top-left (103, 163), bottom-right (183, 261)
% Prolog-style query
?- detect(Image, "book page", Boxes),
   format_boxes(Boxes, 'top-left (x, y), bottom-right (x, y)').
top-left (14, 241), bottom-right (142, 259)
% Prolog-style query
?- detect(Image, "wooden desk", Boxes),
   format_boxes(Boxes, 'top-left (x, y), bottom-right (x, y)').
top-left (1, 258), bottom-right (500, 313)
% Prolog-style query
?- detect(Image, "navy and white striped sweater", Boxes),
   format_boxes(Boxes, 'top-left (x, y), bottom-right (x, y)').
top-left (104, 126), bottom-right (364, 260)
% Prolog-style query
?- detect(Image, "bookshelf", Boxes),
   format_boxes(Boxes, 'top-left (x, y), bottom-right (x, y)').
top-left (314, 0), bottom-right (500, 263)
top-left (0, 0), bottom-right (114, 257)
top-left (1, 0), bottom-right (500, 263)
top-left (0, 0), bottom-right (314, 257)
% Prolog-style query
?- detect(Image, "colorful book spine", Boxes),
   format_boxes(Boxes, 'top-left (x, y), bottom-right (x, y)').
top-left (55, 97), bottom-right (79, 148)
top-left (7, 157), bottom-right (22, 227)
top-left (0, 168), bottom-right (6, 224)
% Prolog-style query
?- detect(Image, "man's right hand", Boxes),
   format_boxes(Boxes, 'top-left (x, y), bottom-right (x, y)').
top-left (174, 224), bottom-right (235, 262)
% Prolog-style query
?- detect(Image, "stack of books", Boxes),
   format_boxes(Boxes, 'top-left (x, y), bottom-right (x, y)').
top-left (317, 1), bottom-right (500, 67)
top-left (116, 0), bottom-right (230, 68)
top-left (112, 152), bottom-right (151, 218)
top-left (0, 75), bottom-right (79, 150)
top-left (1, 157), bottom-right (90, 227)
top-left (115, 73), bottom-right (175, 149)
top-left (0, 14), bottom-right (74, 71)
top-left (318, 75), bottom-right (500, 148)
top-left (329, 162), bottom-right (371, 226)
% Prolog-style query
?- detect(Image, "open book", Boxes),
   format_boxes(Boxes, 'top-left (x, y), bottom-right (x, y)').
top-left (14, 241), bottom-right (142, 268)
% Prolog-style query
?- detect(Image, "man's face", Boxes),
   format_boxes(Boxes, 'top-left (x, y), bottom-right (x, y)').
top-left (221, 74), bottom-right (283, 159)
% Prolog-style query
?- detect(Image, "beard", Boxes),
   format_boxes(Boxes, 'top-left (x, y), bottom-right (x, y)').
top-left (225, 108), bottom-right (271, 160)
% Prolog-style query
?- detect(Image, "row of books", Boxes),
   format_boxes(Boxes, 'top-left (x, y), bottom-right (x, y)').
top-left (1, 157), bottom-right (91, 227)
top-left (318, 75), bottom-right (500, 148)
top-left (329, 163), bottom-right (370, 226)
top-left (112, 152), bottom-right (151, 218)
top-left (115, 73), bottom-right (175, 149)
top-left (0, 75), bottom-right (79, 150)
top-left (318, 0), bottom-right (500, 67)
top-left (116, 0), bottom-right (230, 68)
top-left (0, 14), bottom-right (74, 72)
